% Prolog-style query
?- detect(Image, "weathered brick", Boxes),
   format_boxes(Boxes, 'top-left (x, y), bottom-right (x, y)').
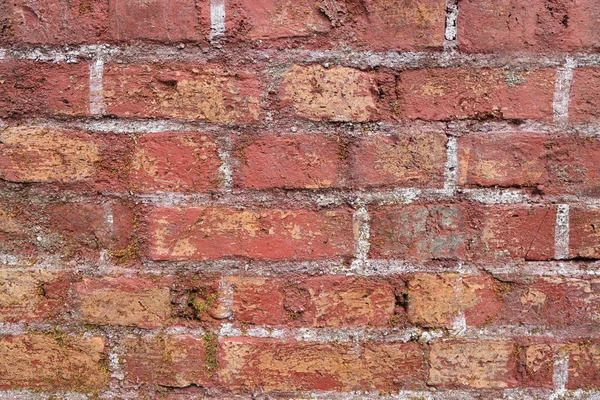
top-left (458, 133), bottom-right (600, 196)
top-left (45, 200), bottom-right (136, 260)
top-left (0, 270), bottom-right (72, 323)
top-left (356, 0), bottom-right (446, 50)
top-left (519, 341), bottom-right (555, 388)
top-left (571, 68), bottom-right (600, 123)
top-left (397, 68), bottom-right (555, 120)
top-left (0, 60), bottom-right (89, 117)
top-left (235, 134), bottom-right (344, 189)
top-left (76, 277), bottom-right (171, 328)
top-left (0, 0), bottom-right (108, 44)
top-left (406, 273), bottom-right (502, 328)
top-left (458, 133), bottom-right (547, 189)
top-left (0, 198), bottom-right (136, 261)
top-left (228, 0), bottom-right (330, 40)
top-left (480, 205), bottom-right (556, 261)
top-left (219, 338), bottom-right (425, 391)
top-left (147, 206), bottom-right (353, 261)
top-left (495, 277), bottom-right (600, 327)
top-left (123, 334), bottom-right (211, 387)
top-left (0, 334), bottom-right (107, 390)
top-left (564, 341), bottom-right (600, 389)
top-left (350, 131), bottom-right (447, 188)
top-left (130, 132), bottom-right (222, 193)
top-left (109, 0), bottom-right (209, 42)
top-left (230, 276), bottom-right (395, 327)
top-left (370, 204), bottom-right (556, 261)
top-left (280, 65), bottom-right (378, 122)
top-left (0, 127), bottom-right (100, 183)
top-left (428, 340), bottom-right (518, 388)
top-left (459, 0), bottom-right (600, 53)
top-left (570, 207), bottom-right (600, 259)
top-left (103, 64), bottom-right (261, 122)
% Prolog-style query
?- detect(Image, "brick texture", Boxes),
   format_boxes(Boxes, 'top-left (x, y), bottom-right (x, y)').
top-left (2, 0), bottom-right (600, 397)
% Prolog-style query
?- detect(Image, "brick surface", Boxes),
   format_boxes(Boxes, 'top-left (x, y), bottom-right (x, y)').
top-left (0, 334), bottom-right (107, 390)
top-left (0, 60), bottom-right (89, 117)
top-left (219, 338), bottom-right (426, 391)
top-left (280, 65), bottom-right (378, 122)
top-left (428, 340), bottom-right (518, 388)
top-left (397, 68), bottom-right (555, 120)
top-left (0, 0), bottom-right (108, 44)
top-left (76, 277), bottom-right (171, 328)
top-left (458, 133), bottom-right (600, 196)
top-left (103, 64), bottom-right (261, 122)
top-left (370, 204), bottom-right (556, 261)
top-left (123, 334), bottom-right (211, 387)
top-left (350, 131), bottom-right (447, 188)
top-left (0, 270), bottom-right (72, 323)
top-left (565, 341), bottom-right (600, 389)
top-left (235, 134), bottom-right (344, 189)
top-left (570, 207), bottom-right (600, 259)
top-left (130, 132), bottom-right (222, 193)
top-left (230, 275), bottom-right (395, 327)
top-left (108, 0), bottom-right (209, 42)
top-left (571, 68), bottom-right (600, 123)
top-left (459, 0), bottom-right (600, 53)
top-left (147, 206), bottom-right (354, 261)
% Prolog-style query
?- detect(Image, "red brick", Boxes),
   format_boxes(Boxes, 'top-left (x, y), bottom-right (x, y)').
top-left (370, 203), bottom-right (480, 261)
top-left (0, 270), bottom-right (73, 323)
top-left (570, 207), bottom-right (600, 259)
top-left (406, 273), bottom-right (503, 328)
top-left (108, 0), bottom-right (209, 42)
top-left (230, 276), bottom-right (395, 327)
top-left (479, 205), bottom-right (556, 261)
top-left (123, 334), bottom-right (212, 387)
top-left (228, 0), bottom-right (330, 40)
top-left (428, 340), bottom-right (518, 388)
top-left (45, 200), bottom-right (135, 260)
top-left (130, 132), bottom-right (221, 193)
top-left (280, 65), bottom-right (378, 122)
top-left (103, 64), bottom-right (261, 122)
top-left (370, 204), bottom-right (556, 261)
top-left (565, 341), bottom-right (600, 389)
top-left (458, 133), bottom-right (600, 196)
top-left (0, 0), bottom-right (108, 44)
top-left (571, 68), bottom-right (600, 123)
top-left (0, 198), bottom-right (136, 261)
top-left (350, 131), bottom-right (447, 188)
top-left (235, 134), bottom-right (344, 190)
top-left (0, 334), bottom-right (107, 390)
top-left (0, 127), bottom-right (132, 191)
top-left (147, 206), bottom-right (353, 261)
top-left (0, 60), bottom-right (89, 117)
top-left (76, 277), bottom-right (171, 328)
top-left (459, 0), bottom-right (600, 53)
top-left (219, 338), bottom-right (426, 391)
top-left (397, 68), bottom-right (555, 121)
top-left (356, 0), bottom-right (446, 50)
top-left (495, 277), bottom-right (600, 327)
top-left (518, 341), bottom-right (556, 388)
top-left (0, 126), bottom-right (100, 183)
top-left (458, 133), bottom-right (548, 188)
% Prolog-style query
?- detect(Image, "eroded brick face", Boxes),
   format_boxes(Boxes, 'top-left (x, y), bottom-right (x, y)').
top-left (2, 0), bottom-right (600, 397)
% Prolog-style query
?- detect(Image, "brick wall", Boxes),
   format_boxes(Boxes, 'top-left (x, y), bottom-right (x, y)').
top-left (1, 0), bottom-right (600, 398)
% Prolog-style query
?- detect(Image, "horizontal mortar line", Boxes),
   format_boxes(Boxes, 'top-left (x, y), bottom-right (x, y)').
top-left (1, 256), bottom-right (600, 277)
top-left (4, 45), bottom-right (600, 69)
top-left (1, 389), bottom-right (599, 400)
top-left (4, 117), bottom-right (600, 138)
top-left (1, 323), bottom-right (600, 343)
top-left (126, 189), bottom-right (600, 207)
